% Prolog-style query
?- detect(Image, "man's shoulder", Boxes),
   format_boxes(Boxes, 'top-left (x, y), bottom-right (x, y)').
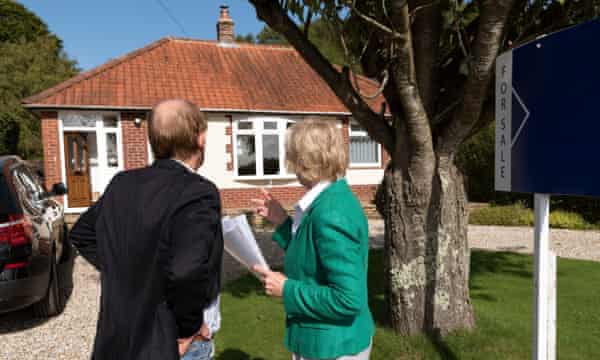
top-left (107, 167), bottom-right (151, 186)
top-left (179, 173), bottom-right (220, 202)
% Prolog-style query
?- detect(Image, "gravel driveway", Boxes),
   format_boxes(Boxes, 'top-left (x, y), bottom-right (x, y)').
top-left (1, 222), bottom-right (598, 359)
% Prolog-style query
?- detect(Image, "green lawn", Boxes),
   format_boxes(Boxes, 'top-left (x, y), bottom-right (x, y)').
top-left (214, 250), bottom-right (600, 359)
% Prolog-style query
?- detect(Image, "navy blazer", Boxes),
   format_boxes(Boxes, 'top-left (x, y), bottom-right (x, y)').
top-left (71, 159), bottom-right (223, 360)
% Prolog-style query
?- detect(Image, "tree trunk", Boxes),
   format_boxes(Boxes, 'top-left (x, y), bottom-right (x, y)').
top-left (381, 153), bottom-right (474, 335)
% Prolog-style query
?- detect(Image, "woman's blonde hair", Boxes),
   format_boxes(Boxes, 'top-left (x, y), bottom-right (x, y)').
top-left (285, 118), bottom-right (348, 183)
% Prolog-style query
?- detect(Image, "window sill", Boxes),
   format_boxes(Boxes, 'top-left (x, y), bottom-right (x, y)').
top-left (349, 163), bottom-right (382, 169)
top-left (234, 174), bottom-right (297, 181)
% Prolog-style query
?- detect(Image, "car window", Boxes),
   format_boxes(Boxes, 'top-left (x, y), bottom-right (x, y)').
top-left (22, 167), bottom-right (45, 194)
top-left (13, 166), bottom-right (43, 214)
top-left (0, 162), bottom-right (21, 222)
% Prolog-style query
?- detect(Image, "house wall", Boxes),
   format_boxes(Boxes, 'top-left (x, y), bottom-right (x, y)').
top-left (196, 113), bottom-right (386, 209)
top-left (121, 112), bottom-right (148, 170)
top-left (42, 110), bottom-right (386, 212)
top-left (40, 111), bottom-right (62, 201)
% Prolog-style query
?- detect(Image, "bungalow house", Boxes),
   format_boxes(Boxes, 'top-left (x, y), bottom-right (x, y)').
top-left (23, 6), bottom-right (388, 214)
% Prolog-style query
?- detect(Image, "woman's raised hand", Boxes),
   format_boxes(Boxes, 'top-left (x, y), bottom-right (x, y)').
top-left (251, 188), bottom-right (288, 227)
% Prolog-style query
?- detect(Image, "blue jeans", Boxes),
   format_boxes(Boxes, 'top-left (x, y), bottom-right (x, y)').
top-left (181, 340), bottom-right (214, 360)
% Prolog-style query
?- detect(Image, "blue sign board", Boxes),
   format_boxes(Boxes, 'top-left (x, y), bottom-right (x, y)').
top-left (495, 19), bottom-right (600, 197)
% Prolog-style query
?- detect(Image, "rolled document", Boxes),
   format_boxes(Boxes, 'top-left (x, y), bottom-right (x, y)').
top-left (222, 215), bottom-right (269, 275)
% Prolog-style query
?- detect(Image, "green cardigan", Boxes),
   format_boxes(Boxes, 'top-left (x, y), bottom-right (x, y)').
top-left (273, 179), bottom-right (375, 359)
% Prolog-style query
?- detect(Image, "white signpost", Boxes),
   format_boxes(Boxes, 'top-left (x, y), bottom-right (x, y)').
top-left (532, 194), bottom-right (556, 360)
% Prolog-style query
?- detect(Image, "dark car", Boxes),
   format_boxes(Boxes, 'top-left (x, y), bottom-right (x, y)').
top-left (0, 156), bottom-right (73, 317)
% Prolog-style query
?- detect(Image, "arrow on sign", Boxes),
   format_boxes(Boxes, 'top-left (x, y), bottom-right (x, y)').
top-left (511, 87), bottom-right (531, 148)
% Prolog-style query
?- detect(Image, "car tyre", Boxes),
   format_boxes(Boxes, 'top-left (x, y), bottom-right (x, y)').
top-left (32, 248), bottom-right (66, 317)
top-left (59, 223), bottom-right (73, 264)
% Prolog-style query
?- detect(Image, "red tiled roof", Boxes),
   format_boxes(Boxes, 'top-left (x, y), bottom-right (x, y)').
top-left (23, 37), bottom-right (386, 114)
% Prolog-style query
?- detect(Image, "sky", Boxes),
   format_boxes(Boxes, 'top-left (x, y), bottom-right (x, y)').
top-left (18, 0), bottom-right (265, 70)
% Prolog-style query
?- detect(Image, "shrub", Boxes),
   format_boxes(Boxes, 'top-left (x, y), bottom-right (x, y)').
top-left (469, 203), bottom-right (533, 227)
top-left (469, 204), bottom-right (600, 230)
top-left (549, 210), bottom-right (591, 230)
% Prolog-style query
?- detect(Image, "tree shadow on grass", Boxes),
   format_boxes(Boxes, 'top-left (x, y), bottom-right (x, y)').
top-left (223, 274), bottom-right (264, 299)
top-left (223, 264), bottom-right (287, 299)
top-left (215, 349), bottom-right (266, 360)
top-left (367, 250), bottom-right (387, 327)
top-left (470, 250), bottom-right (532, 281)
top-left (426, 331), bottom-right (460, 360)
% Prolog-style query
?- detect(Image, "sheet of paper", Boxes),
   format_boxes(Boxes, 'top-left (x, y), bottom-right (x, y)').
top-left (222, 215), bottom-right (269, 275)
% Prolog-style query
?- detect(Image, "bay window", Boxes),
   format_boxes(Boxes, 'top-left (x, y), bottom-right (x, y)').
top-left (234, 117), bottom-right (295, 178)
top-left (349, 120), bottom-right (381, 167)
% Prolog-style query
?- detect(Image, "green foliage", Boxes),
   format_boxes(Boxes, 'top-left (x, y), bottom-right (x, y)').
top-left (0, 2), bottom-right (78, 158)
top-left (306, 18), bottom-right (345, 66)
top-left (456, 123), bottom-right (495, 202)
top-left (237, 20), bottom-right (345, 66)
top-left (216, 250), bottom-right (600, 359)
top-left (470, 203), bottom-right (534, 227)
top-left (0, 0), bottom-right (52, 43)
top-left (235, 33), bottom-right (256, 43)
top-left (549, 210), bottom-right (591, 229)
top-left (257, 26), bottom-right (288, 45)
top-left (469, 203), bottom-right (600, 230)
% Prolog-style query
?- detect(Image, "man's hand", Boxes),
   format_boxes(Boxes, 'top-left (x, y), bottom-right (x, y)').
top-left (251, 189), bottom-right (287, 226)
top-left (196, 323), bottom-right (211, 341)
top-left (253, 265), bottom-right (287, 297)
top-left (177, 336), bottom-right (194, 356)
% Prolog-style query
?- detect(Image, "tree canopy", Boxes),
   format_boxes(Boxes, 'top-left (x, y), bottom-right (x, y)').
top-left (0, 0), bottom-right (78, 158)
top-left (246, 0), bottom-right (600, 336)
top-left (235, 20), bottom-right (346, 67)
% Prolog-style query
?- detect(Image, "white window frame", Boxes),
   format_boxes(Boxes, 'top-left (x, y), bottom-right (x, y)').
top-left (232, 115), bottom-right (297, 180)
top-left (349, 120), bottom-right (382, 168)
top-left (58, 111), bottom-right (124, 213)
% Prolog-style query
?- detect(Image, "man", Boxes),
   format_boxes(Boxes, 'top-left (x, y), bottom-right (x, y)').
top-left (71, 99), bottom-right (223, 360)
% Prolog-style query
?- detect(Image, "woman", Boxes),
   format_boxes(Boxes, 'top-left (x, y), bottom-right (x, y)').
top-left (252, 119), bottom-right (374, 360)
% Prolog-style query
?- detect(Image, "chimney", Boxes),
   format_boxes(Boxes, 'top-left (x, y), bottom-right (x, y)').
top-left (217, 5), bottom-right (234, 43)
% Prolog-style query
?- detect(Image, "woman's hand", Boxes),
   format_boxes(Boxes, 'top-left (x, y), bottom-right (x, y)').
top-left (253, 265), bottom-right (287, 297)
top-left (251, 189), bottom-right (288, 227)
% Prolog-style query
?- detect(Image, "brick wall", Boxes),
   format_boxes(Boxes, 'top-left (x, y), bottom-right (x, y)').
top-left (220, 184), bottom-right (376, 210)
top-left (121, 112), bottom-right (148, 170)
top-left (40, 111), bottom-right (62, 199)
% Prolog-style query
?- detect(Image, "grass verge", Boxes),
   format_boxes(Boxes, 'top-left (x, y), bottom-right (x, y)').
top-left (214, 250), bottom-right (600, 359)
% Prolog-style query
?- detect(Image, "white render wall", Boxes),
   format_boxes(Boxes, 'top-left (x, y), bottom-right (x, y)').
top-left (198, 114), bottom-right (384, 190)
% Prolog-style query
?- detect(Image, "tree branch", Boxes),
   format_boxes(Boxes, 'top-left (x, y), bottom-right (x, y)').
top-left (437, 0), bottom-right (516, 155)
top-left (303, 10), bottom-right (313, 38)
top-left (346, 0), bottom-right (408, 40)
top-left (408, 0), bottom-right (442, 117)
top-left (409, 0), bottom-right (438, 23)
top-left (463, 96), bottom-right (494, 142)
top-left (249, 0), bottom-right (395, 152)
top-left (386, 0), bottom-right (435, 168)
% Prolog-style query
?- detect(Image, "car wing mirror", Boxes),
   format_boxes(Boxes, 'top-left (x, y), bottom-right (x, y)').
top-left (40, 182), bottom-right (68, 200)
top-left (51, 182), bottom-right (68, 196)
